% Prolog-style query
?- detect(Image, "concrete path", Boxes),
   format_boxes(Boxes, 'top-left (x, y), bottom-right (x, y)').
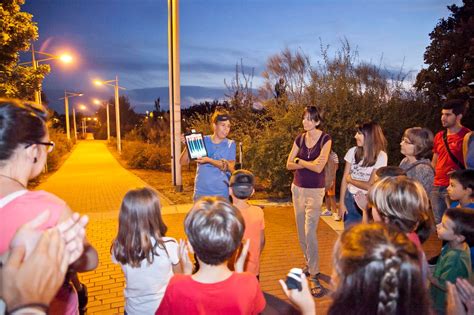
top-left (37, 140), bottom-right (339, 314)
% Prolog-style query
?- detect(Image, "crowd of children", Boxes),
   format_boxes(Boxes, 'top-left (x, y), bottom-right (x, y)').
top-left (108, 101), bottom-right (473, 314)
top-left (2, 97), bottom-right (474, 315)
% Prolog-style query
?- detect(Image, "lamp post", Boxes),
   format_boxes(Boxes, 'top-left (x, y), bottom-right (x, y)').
top-left (168, 0), bottom-right (182, 191)
top-left (59, 91), bottom-right (83, 140)
top-left (94, 77), bottom-right (125, 154)
top-left (93, 99), bottom-right (110, 142)
top-left (19, 43), bottom-right (73, 104)
top-left (73, 104), bottom-right (87, 141)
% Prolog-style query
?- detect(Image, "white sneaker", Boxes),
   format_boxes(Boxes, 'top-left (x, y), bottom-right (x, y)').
top-left (333, 213), bottom-right (342, 221)
top-left (321, 210), bottom-right (332, 216)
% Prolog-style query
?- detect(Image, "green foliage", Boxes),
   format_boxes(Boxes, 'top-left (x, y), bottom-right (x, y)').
top-left (46, 126), bottom-right (73, 171)
top-left (0, 0), bottom-right (49, 100)
top-left (243, 42), bottom-right (435, 195)
top-left (93, 96), bottom-right (141, 139)
top-left (414, 0), bottom-right (474, 107)
top-left (121, 140), bottom-right (169, 170)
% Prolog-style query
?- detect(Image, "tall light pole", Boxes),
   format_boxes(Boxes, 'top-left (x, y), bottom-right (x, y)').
top-left (19, 43), bottom-right (73, 104)
top-left (168, 0), bottom-right (182, 191)
top-left (59, 91), bottom-right (83, 140)
top-left (94, 77), bottom-right (125, 154)
top-left (93, 98), bottom-right (111, 142)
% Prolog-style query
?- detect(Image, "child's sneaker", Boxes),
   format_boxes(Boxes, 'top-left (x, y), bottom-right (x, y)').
top-left (333, 213), bottom-right (342, 221)
top-left (321, 210), bottom-right (332, 216)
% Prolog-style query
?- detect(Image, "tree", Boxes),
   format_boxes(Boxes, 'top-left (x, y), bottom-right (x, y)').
top-left (0, 0), bottom-right (49, 100)
top-left (414, 0), bottom-right (474, 107)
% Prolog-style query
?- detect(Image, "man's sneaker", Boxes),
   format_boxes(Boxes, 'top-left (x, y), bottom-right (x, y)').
top-left (321, 210), bottom-right (332, 216)
top-left (333, 213), bottom-right (342, 221)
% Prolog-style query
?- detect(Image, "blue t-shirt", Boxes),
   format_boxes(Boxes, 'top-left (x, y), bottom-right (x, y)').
top-left (194, 136), bottom-right (236, 200)
top-left (451, 201), bottom-right (474, 209)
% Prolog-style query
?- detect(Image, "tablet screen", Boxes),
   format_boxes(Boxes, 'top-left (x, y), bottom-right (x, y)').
top-left (185, 133), bottom-right (208, 160)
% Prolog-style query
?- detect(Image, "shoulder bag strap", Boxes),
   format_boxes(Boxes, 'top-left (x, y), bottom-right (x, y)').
top-left (443, 131), bottom-right (465, 170)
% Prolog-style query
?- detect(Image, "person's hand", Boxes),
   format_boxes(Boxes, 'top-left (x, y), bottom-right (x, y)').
top-left (179, 239), bottom-right (193, 275)
top-left (180, 133), bottom-right (186, 145)
top-left (340, 203), bottom-right (348, 216)
top-left (234, 239), bottom-right (250, 273)
top-left (57, 212), bottom-right (88, 264)
top-left (10, 211), bottom-right (89, 265)
top-left (196, 156), bottom-right (211, 164)
top-left (345, 174), bottom-right (352, 184)
top-left (456, 278), bottom-right (474, 314)
top-left (2, 228), bottom-right (69, 311)
top-left (279, 273), bottom-right (315, 315)
top-left (447, 281), bottom-right (466, 315)
top-left (354, 191), bottom-right (368, 211)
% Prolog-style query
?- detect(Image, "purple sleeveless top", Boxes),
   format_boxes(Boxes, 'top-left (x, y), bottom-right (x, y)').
top-left (293, 132), bottom-right (331, 189)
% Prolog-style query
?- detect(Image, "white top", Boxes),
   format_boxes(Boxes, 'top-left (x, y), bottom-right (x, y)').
top-left (344, 146), bottom-right (387, 194)
top-left (113, 237), bottom-right (179, 315)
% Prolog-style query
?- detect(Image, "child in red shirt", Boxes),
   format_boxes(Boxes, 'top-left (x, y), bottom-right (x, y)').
top-left (229, 170), bottom-right (265, 277)
top-left (156, 197), bottom-right (266, 315)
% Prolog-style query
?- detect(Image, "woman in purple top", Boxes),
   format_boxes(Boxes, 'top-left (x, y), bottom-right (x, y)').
top-left (286, 106), bottom-right (331, 297)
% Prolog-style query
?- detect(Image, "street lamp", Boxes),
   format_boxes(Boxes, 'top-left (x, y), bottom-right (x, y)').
top-left (93, 98), bottom-right (111, 142)
top-left (19, 43), bottom-right (74, 104)
top-left (73, 104), bottom-right (87, 141)
top-left (59, 91), bottom-right (83, 140)
top-left (93, 76), bottom-right (125, 154)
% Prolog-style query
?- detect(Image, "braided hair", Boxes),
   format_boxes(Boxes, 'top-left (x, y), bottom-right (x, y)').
top-left (328, 223), bottom-right (431, 315)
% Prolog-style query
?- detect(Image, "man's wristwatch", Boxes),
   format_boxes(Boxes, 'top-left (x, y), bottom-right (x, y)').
top-left (294, 157), bottom-right (300, 164)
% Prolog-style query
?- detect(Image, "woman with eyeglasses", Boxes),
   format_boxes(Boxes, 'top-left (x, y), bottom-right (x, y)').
top-left (0, 98), bottom-right (98, 315)
top-left (399, 127), bottom-right (435, 195)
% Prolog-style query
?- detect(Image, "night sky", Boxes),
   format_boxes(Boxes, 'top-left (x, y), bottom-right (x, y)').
top-left (22, 0), bottom-right (461, 113)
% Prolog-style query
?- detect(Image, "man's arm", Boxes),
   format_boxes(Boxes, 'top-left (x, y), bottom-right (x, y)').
top-left (432, 153), bottom-right (438, 169)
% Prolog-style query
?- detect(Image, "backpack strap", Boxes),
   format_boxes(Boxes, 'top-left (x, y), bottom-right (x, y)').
top-left (443, 130), bottom-right (465, 170)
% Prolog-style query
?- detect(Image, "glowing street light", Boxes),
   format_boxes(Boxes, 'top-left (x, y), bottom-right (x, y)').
top-left (59, 91), bottom-right (83, 140)
top-left (93, 76), bottom-right (125, 154)
top-left (19, 43), bottom-right (75, 104)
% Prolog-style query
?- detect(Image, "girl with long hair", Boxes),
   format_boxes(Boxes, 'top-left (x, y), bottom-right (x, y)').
top-left (286, 105), bottom-right (332, 297)
top-left (339, 122), bottom-right (387, 228)
top-left (111, 187), bottom-right (185, 314)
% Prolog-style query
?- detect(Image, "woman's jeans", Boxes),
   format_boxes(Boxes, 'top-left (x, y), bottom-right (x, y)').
top-left (291, 184), bottom-right (325, 276)
top-left (343, 190), bottom-right (362, 229)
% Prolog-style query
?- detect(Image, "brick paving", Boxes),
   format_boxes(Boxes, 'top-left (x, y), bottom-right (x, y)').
top-left (40, 140), bottom-right (442, 314)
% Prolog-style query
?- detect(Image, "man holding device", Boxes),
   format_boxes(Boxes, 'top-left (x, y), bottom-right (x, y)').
top-left (180, 109), bottom-right (236, 201)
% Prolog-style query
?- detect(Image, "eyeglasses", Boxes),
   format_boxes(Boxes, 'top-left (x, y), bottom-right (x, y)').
top-left (25, 141), bottom-right (55, 153)
top-left (401, 138), bottom-right (413, 145)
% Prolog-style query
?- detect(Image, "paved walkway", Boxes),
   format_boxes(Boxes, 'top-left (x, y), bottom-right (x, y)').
top-left (37, 140), bottom-right (339, 314)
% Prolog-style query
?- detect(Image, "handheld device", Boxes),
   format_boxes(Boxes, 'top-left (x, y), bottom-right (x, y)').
top-left (285, 268), bottom-right (303, 291)
top-left (185, 130), bottom-right (208, 160)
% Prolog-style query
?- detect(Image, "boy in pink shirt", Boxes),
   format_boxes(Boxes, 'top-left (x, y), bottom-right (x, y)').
top-left (229, 170), bottom-right (265, 278)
